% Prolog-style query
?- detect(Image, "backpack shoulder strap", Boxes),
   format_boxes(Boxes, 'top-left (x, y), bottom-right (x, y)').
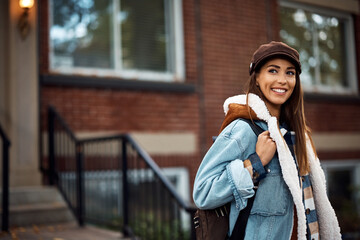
top-left (239, 118), bottom-right (264, 137)
top-left (212, 118), bottom-right (264, 143)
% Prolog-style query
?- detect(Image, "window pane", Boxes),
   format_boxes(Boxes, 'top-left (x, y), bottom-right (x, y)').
top-left (120, 0), bottom-right (169, 72)
top-left (51, 0), bottom-right (114, 69)
top-left (49, 0), bottom-right (184, 81)
top-left (317, 19), bottom-right (347, 87)
top-left (328, 169), bottom-right (352, 206)
top-left (280, 7), bottom-right (347, 89)
top-left (327, 169), bottom-right (360, 234)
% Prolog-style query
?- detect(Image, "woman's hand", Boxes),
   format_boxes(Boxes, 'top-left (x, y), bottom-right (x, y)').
top-left (255, 130), bottom-right (277, 166)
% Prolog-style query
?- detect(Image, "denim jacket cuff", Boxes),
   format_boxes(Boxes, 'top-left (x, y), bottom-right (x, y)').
top-left (226, 160), bottom-right (255, 210)
top-left (249, 153), bottom-right (267, 181)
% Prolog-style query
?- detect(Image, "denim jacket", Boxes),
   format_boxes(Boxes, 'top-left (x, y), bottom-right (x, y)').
top-left (194, 94), bottom-right (341, 240)
top-left (193, 119), bottom-right (294, 239)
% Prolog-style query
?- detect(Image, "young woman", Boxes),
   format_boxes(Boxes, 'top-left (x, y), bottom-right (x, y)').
top-left (193, 41), bottom-right (341, 240)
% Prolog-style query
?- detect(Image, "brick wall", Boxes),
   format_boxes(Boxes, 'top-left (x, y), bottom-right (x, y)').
top-left (39, 0), bottom-right (277, 189)
top-left (39, 0), bottom-right (360, 194)
top-left (305, 101), bottom-right (360, 132)
top-left (41, 87), bottom-right (199, 132)
top-left (40, 0), bottom-right (204, 189)
top-left (198, 0), bottom-right (279, 148)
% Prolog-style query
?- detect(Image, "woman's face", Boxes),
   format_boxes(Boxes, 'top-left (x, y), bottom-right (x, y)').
top-left (256, 58), bottom-right (296, 115)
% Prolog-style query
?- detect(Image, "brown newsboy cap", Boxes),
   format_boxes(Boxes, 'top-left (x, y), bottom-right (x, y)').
top-left (249, 41), bottom-right (301, 75)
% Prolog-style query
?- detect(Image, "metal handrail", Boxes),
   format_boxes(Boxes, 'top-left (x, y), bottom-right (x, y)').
top-left (79, 133), bottom-right (196, 212)
top-left (124, 135), bottom-right (196, 213)
top-left (0, 123), bottom-right (10, 232)
top-left (0, 125), bottom-right (10, 145)
top-left (48, 106), bottom-right (77, 141)
top-left (47, 106), bottom-right (197, 239)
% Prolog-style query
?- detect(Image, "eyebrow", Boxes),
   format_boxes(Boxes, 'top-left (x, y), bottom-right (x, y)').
top-left (267, 64), bottom-right (296, 70)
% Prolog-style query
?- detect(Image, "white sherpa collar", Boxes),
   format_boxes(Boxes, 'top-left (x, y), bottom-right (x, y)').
top-left (223, 93), bottom-right (341, 240)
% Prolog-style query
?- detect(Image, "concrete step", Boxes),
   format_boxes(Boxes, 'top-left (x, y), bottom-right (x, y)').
top-left (8, 186), bottom-right (64, 206)
top-left (0, 186), bottom-right (75, 227)
top-left (0, 223), bottom-right (129, 240)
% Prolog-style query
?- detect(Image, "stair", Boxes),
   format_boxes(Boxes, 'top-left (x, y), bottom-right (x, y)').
top-left (2, 186), bottom-right (75, 227)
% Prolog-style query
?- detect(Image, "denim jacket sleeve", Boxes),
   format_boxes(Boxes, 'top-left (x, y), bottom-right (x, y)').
top-left (193, 120), bottom-right (257, 210)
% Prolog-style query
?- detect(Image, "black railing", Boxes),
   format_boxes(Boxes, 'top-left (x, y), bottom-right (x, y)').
top-left (47, 106), bottom-right (197, 239)
top-left (0, 123), bottom-right (10, 232)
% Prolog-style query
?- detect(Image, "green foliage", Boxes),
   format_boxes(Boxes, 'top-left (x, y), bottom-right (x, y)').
top-left (129, 211), bottom-right (190, 240)
top-left (93, 212), bottom-right (191, 240)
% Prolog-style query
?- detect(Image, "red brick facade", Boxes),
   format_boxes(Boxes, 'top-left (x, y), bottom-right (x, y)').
top-left (39, 0), bottom-right (360, 190)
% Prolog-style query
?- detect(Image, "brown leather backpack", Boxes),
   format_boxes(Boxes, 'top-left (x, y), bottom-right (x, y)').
top-left (193, 204), bottom-right (230, 240)
top-left (193, 119), bottom-right (263, 240)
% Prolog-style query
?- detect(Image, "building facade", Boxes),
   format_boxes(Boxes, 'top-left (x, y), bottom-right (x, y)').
top-left (1, 0), bottom-right (360, 235)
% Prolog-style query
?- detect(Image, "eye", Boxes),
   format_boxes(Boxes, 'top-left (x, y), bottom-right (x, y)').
top-left (287, 70), bottom-right (295, 76)
top-left (268, 68), bottom-right (278, 74)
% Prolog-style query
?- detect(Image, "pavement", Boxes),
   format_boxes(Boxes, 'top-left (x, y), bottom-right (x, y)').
top-left (0, 222), bottom-right (128, 240)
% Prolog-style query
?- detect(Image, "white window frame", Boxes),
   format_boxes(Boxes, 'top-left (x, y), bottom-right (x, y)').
top-left (321, 159), bottom-right (360, 213)
top-left (279, 1), bottom-right (358, 94)
top-left (48, 0), bottom-right (185, 82)
top-left (162, 167), bottom-right (191, 229)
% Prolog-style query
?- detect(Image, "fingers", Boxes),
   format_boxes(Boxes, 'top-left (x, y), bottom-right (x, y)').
top-left (259, 130), bottom-right (270, 137)
top-left (259, 131), bottom-right (275, 142)
top-left (256, 131), bottom-right (277, 166)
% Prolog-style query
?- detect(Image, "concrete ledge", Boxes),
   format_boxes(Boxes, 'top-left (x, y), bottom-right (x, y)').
top-left (131, 132), bottom-right (197, 155)
top-left (43, 131), bottom-right (198, 156)
top-left (312, 132), bottom-right (360, 151)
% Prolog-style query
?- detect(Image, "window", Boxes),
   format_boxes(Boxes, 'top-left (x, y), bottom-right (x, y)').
top-left (279, 2), bottom-right (358, 94)
top-left (321, 160), bottom-right (360, 236)
top-left (49, 0), bottom-right (184, 82)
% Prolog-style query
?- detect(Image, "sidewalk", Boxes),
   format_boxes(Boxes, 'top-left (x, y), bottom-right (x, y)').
top-left (0, 223), bottom-right (127, 240)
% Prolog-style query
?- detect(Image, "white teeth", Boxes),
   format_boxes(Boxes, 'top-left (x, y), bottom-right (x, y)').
top-left (272, 89), bottom-right (286, 93)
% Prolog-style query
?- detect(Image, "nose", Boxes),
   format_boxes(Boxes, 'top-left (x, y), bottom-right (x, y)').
top-left (277, 73), bottom-right (287, 84)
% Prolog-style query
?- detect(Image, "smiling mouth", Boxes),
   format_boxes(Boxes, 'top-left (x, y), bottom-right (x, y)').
top-left (272, 88), bottom-right (286, 93)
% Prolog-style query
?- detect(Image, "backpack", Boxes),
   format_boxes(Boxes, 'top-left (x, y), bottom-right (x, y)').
top-left (193, 119), bottom-right (264, 240)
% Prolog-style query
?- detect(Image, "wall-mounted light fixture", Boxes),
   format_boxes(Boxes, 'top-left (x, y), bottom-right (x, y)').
top-left (18, 0), bottom-right (34, 40)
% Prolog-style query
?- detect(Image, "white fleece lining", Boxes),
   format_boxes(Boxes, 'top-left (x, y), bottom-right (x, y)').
top-left (223, 93), bottom-right (341, 240)
top-left (307, 138), bottom-right (342, 239)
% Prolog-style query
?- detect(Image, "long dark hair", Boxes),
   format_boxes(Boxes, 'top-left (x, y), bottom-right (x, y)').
top-left (245, 61), bottom-right (316, 175)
